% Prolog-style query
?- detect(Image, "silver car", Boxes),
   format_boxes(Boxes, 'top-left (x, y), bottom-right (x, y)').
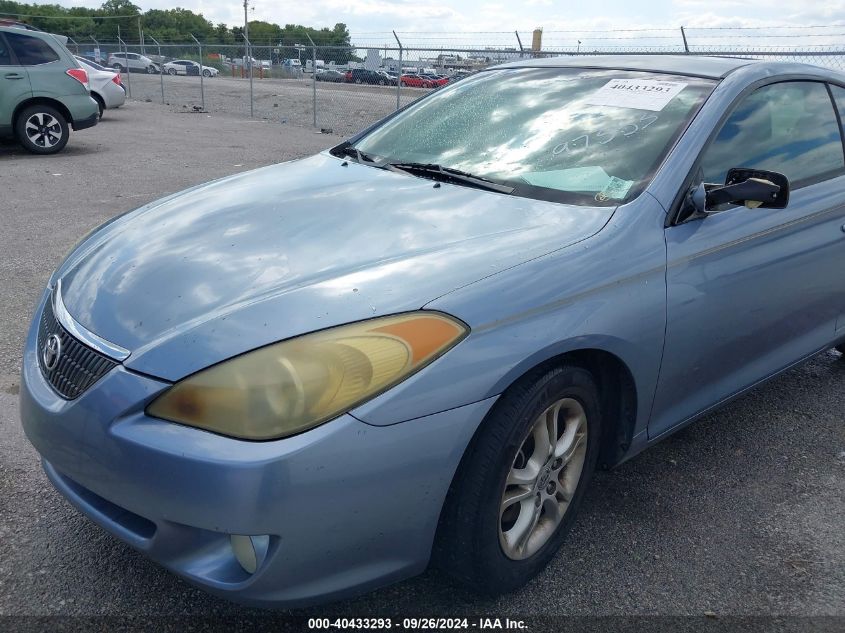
top-left (107, 51), bottom-right (158, 74)
top-left (75, 57), bottom-right (125, 117)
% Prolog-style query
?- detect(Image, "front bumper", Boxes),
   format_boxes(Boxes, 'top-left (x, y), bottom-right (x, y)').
top-left (19, 291), bottom-right (496, 607)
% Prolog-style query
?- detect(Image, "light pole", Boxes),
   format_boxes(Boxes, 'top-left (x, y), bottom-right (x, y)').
top-left (243, 0), bottom-right (249, 56)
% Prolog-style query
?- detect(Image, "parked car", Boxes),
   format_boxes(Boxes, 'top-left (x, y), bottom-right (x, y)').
top-left (20, 55), bottom-right (845, 607)
top-left (162, 59), bottom-right (218, 77)
top-left (400, 73), bottom-right (433, 88)
top-left (107, 51), bottom-right (159, 74)
top-left (348, 68), bottom-right (391, 85)
top-left (0, 26), bottom-right (98, 153)
top-left (315, 69), bottom-right (345, 82)
top-left (420, 73), bottom-right (449, 87)
top-left (75, 56), bottom-right (125, 118)
top-left (376, 69), bottom-right (398, 85)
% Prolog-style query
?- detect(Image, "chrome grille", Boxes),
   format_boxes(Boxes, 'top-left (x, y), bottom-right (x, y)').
top-left (37, 296), bottom-right (118, 399)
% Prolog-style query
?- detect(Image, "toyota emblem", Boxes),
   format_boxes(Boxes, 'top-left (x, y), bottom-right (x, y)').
top-left (42, 334), bottom-right (62, 372)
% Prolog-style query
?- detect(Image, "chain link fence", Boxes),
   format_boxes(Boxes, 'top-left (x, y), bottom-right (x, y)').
top-left (64, 30), bottom-right (845, 137)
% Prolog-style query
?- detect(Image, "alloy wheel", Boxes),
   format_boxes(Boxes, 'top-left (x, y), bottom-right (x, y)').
top-left (499, 397), bottom-right (588, 560)
top-left (24, 113), bottom-right (63, 150)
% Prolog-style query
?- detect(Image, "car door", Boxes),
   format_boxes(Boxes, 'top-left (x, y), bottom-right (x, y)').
top-left (650, 80), bottom-right (845, 439)
top-left (0, 33), bottom-right (31, 130)
top-left (5, 31), bottom-right (62, 100)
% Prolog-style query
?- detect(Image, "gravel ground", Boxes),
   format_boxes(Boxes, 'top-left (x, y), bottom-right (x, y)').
top-left (1, 99), bottom-right (844, 622)
top-left (124, 72), bottom-right (425, 136)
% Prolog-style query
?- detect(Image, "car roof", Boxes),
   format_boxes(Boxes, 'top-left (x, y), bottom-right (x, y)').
top-left (493, 55), bottom-right (760, 79)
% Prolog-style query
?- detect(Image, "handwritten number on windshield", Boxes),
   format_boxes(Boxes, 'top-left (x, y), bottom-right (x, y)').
top-left (552, 113), bottom-right (658, 156)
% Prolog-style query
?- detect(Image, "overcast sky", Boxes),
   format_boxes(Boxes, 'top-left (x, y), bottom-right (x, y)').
top-left (25, 0), bottom-right (845, 46)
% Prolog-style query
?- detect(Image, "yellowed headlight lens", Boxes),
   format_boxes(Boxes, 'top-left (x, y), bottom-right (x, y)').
top-left (146, 312), bottom-right (468, 440)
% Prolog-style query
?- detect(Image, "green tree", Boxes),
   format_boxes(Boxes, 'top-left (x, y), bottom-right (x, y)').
top-left (142, 8), bottom-right (213, 42)
top-left (94, 0), bottom-right (140, 42)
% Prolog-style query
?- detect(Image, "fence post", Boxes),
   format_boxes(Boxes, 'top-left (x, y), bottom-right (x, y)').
top-left (243, 34), bottom-right (254, 118)
top-left (118, 30), bottom-right (131, 98)
top-left (515, 31), bottom-right (524, 59)
top-left (680, 26), bottom-right (689, 53)
top-left (393, 31), bottom-right (402, 110)
top-left (306, 34), bottom-right (317, 127)
top-left (68, 37), bottom-right (79, 55)
top-left (149, 36), bottom-right (165, 104)
top-left (90, 36), bottom-right (100, 64)
top-left (190, 34), bottom-right (205, 111)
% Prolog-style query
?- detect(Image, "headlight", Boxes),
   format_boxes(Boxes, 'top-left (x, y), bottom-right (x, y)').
top-left (147, 312), bottom-right (468, 440)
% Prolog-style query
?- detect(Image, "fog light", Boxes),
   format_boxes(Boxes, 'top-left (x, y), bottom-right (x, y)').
top-left (230, 534), bottom-right (270, 574)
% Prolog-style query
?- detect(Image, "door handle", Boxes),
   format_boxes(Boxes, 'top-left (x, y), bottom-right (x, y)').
top-left (4, 73), bottom-right (24, 79)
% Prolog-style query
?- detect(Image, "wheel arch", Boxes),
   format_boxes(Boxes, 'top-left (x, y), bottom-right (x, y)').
top-left (13, 97), bottom-right (73, 129)
top-left (480, 343), bottom-right (640, 470)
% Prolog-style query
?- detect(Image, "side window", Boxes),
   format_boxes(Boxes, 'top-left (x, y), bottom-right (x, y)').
top-left (700, 81), bottom-right (844, 188)
top-left (827, 84), bottom-right (845, 138)
top-left (5, 32), bottom-right (60, 66)
top-left (0, 35), bottom-right (12, 65)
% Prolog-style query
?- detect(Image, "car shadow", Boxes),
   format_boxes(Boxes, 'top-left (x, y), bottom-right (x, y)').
top-left (0, 142), bottom-right (101, 158)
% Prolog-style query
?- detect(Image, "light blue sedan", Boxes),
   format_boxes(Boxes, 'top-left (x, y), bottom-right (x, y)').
top-left (20, 55), bottom-right (845, 607)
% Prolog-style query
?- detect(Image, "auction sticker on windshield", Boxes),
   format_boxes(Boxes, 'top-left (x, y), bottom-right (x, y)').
top-left (583, 79), bottom-right (688, 111)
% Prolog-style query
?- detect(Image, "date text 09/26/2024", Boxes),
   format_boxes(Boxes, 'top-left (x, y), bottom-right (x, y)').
top-left (307, 618), bottom-right (528, 630)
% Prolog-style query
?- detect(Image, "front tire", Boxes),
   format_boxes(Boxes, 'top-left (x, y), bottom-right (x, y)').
top-left (435, 363), bottom-right (601, 595)
top-left (15, 105), bottom-right (69, 155)
top-left (147, 65), bottom-right (156, 74)
top-left (203, 69), bottom-right (212, 77)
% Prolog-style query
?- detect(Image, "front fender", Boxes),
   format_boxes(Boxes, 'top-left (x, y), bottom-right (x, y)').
top-left (350, 194), bottom-right (668, 440)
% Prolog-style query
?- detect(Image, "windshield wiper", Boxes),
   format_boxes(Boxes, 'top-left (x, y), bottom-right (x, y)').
top-left (336, 144), bottom-right (379, 164)
top-left (385, 162), bottom-right (515, 194)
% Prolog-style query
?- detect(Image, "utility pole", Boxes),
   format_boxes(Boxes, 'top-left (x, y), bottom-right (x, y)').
top-left (243, 0), bottom-right (251, 76)
top-left (243, 0), bottom-right (249, 50)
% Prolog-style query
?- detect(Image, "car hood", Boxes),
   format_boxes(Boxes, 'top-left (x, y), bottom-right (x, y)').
top-left (56, 153), bottom-right (615, 381)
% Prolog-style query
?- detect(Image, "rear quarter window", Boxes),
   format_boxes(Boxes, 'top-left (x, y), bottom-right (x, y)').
top-left (6, 32), bottom-right (59, 65)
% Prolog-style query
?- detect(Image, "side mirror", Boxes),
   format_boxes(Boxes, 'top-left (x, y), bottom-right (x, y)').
top-left (687, 168), bottom-right (790, 216)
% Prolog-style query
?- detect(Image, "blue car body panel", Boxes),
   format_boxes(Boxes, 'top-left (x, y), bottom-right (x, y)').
top-left (19, 56), bottom-right (845, 606)
top-left (21, 288), bottom-right (499, 606)
top-left (55, 154), bottom-right (615, 382)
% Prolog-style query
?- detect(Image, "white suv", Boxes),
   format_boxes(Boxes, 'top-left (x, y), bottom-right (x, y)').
top-left (107, 52), bottom-right (159, 74)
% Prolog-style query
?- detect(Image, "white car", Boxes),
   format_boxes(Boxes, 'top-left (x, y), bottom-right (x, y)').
top-left (107, 51), bottom-right (159, 74)
top-left (162, 59), bottom-right (219, 78)
top-left (75, 56), bottom-right (126, 118)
